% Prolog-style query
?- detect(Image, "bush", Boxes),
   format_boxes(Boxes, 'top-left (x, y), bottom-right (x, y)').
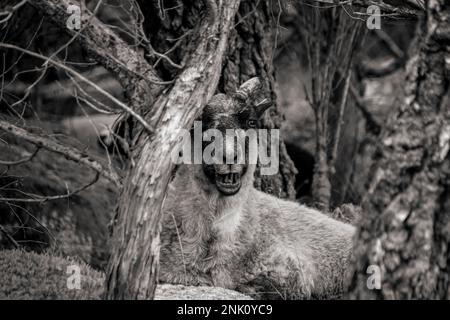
top-left (0, 249), bottom-right (103, 299)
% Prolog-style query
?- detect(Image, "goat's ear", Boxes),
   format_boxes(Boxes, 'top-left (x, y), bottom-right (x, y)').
top-left (254, 98), bottom-right (272, 118)
top-left (234, 77), bottom-right (262, 102)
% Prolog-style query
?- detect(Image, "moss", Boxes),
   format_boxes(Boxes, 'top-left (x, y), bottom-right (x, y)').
top-left (0, 249), bottom-right (104, 300)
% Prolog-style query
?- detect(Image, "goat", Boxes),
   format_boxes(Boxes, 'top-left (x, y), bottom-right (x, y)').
top-left (159, 78), bottom-right (355, 299)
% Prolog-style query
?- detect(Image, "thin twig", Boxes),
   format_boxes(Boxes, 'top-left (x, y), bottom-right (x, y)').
top-left (44, 0), bottom-right (104, 64)
top-left (349, 84), bottom-right (381, 135)
top-left (0, 172), bottom-right (99, 203)
top-left (330, 71), bottom-right (351, 174)
top-left (0, 0), bottom-right (28, 25)
top-left (0, 224), bottom-right (20, 248)
top-left (0, 43), bottom-right (154, 134)
top-left (375, 29), bottom-right (404, 59)
top-left (0, 147), bottom-right (40, 166)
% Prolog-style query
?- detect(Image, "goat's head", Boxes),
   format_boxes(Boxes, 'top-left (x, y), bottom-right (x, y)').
top-left (198, 77), bottom-right (272, 196)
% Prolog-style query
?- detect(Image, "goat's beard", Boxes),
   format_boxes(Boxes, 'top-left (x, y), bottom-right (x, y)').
top-left (203, 164), bottom-right (247, 196)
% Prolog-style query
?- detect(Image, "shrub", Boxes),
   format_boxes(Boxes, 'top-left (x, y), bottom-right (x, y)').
top-left (0, 249), bottom-right (103, 299)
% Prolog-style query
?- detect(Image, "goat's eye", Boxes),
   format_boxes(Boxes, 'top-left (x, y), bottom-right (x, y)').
top-left (247, 119), bottom-right (257, 128)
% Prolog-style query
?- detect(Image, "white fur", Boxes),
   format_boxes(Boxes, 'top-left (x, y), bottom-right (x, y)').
top-left (159, 162), bottom-right (355, 299)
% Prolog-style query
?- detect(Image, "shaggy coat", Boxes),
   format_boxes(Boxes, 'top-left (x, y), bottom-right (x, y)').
top-left (159, 163), bottom-right (355, 299)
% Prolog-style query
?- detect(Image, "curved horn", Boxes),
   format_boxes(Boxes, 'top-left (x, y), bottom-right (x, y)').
top-left (234, 77), bottom-right (262, 101)
top-left (255, 98), bottom-right (272, 117)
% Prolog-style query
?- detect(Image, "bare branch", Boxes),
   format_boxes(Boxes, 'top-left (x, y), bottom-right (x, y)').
top-left (4, 67), bottom-right (122, 104)
top-left (0, 43), bottom-right (154, 133)
top-left (0, 0), bottom-right (28, 25)
top-left (29, 0), bottom-right (166, 99)
top-left (0, 147), bottom-right (40, 166)
top-left (0, 224), bottom-right (19, 248)
top-left (330, 70), bottom-right (352, 175)
top-left (375, 29), bottom-right (404, 59)
top-left (349, 84), bottom-right (381, 134)
top-left (301, 0), bottom-right (424, 18)
top-left (0, 172), bottom-right (99, 203)
top-left (0, 119), bottom-right (122, 187)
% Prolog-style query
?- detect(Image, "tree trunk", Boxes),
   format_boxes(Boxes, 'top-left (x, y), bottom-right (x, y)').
top-left (220, 0), bottom-right (296, 199)
top-left (298, 5), bottom-right (363, 211)
top-left (136, 0), bottom-right (296, 199)
top-left (105, 0), bottom-right (241, 299)
top-left (348, 0), bottom-right (450, 299)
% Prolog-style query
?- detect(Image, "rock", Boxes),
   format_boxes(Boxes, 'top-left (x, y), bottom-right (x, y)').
top-left (155, 284), bottom-right (251, 300)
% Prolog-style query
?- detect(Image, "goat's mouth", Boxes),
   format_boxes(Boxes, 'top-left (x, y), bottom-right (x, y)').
top-left (215, 173), bottom-right (241, 195)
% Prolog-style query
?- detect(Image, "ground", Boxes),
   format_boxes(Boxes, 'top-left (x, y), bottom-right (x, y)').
top-left (0, 249), bottom-right (251, 300)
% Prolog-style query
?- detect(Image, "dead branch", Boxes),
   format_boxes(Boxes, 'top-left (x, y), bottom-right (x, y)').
top-left (330, 70), bottom-right (352, 175)
top-left (0, 224), bottom-right (19, 248)
top-left (0, 119), bottom-right (122, 187)
top-left (29, 0), bottom-right (166, 102)
top-left (4, 75), bottom-right (109, 101)
top-left (0, 147), bottom-right (40, 166)
top-left (45, 0), bottom-right (104, 64)
top-left (0, 172), bottom-right (99, 203)
top-left (375, 29), bottom-right (404, 59)
top-left (0, 43), bottom-right (154, 133)
top-left (307, 0), bottom-right (424, 18)
top-left (357, 29), bottom-right (407, 78)
top-left (0, 0), bottom-right (28, 25)
top-left (349, 84), bottom-right (382, 135)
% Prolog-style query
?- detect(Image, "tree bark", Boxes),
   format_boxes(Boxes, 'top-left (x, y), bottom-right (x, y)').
top-left (348, 0), bottom-right (450, 299)
top-left (136, 0), bottom-right (297, 199)
top-left (105, 0), bottom-right (241, 299)
top-left (220, 0), bottom-right (296, 199)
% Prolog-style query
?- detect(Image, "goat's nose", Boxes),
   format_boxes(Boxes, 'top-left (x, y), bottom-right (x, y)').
top-left (223, 138), bottom-right (238, 164)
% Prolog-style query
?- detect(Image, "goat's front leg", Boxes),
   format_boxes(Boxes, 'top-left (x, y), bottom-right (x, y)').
top-left (159, 268), bottom-right (213, 287)
top-left (211, 267), bottom-right (234, 289)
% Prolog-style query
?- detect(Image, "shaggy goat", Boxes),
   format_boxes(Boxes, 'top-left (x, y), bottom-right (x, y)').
top-left (159, 78), bottom-right (355, 299)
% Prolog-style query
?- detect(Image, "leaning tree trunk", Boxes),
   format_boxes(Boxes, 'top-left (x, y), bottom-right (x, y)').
top-left (105, 0), bottom-right (241, 300)
top-left (136, 0), bottom-right (296, 199)
top-left (348, 0), bottom-right (450, 299)
top-left (105, 0), bottom-right (297, 299)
